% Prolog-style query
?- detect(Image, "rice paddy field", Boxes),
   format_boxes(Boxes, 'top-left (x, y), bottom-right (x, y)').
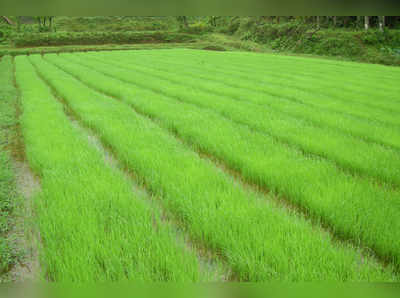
top-left (2, 49), bottom-right (400, 281)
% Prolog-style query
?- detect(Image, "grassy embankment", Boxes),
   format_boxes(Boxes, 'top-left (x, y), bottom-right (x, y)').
top-left (0, 56), bottom-right (19, 281)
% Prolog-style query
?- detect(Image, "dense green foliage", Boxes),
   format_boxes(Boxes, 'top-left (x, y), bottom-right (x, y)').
top-left (41, 50), bottom-right (400, 270)
top-left (236, 20), bottom-right (400, 65)
top-left (56, 16), bottom-right (177, 32)
top-left (0, 56), bottom-right (18, 280)
top-left (2, 16), bottom-right (400, 66)
top-left (28, 53), bottom-right (396, 281)
top-left (11, 31), bottom-right (195, 47)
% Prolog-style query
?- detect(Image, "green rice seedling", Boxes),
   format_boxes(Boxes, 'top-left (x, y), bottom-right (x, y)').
top-left (151, 49), bottom-right (400, 104)
top-left (15, 56), bottom-right (204, 282)
top-left (39, 52), bottom-right (400, 270)
top-left (109, 49), bottom-right (400, 123)
top-left (51, 52), bottom-right (400, 189)
top-left (104, 50), bottom-right (400, 154)
top-left (86, 50), bottom-right (400, 141)
top-left (29, 54), bottom-right (397, 281)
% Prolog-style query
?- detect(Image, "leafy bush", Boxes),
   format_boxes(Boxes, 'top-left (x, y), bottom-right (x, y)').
top-left (236, 20), bottom-right (400, 66)
top-left (251, 21), bottom-right (309, 44)
top-left (56, 16), bottom-right (177, 32)
top-left (11, 31), bottom-right (195, 47)
top-left (360, 29), bottom-right (400, 47)
top-left (180, 22), bottom-right (213, 34)
top-left (0, 25), bottom-right (13, 42)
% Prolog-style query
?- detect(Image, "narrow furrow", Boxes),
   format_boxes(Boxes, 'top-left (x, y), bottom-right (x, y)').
top-left (51, 53), bottom-right (400, 189)
top-left (15, 55), bottom-right (204, 282)
top-left (37, 54), bottom-right (400, 272)
top-left (29, 54), bottom-right (397, 281)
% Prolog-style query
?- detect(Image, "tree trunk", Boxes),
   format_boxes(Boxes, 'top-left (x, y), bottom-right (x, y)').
top-left (16, 16), bottom-right (21, 32)
top-left (316, 16), bottom-right (320, 29)
top-left (364, 16), bottom-right (369, 30)
top-left (333, 16), bottom-right (337, 27)
top-left (379, 16), bottom-right (385, 31)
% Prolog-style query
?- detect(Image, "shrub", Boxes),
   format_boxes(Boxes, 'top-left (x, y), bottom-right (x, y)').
top-left (181, 22), bottom-right (213, 35)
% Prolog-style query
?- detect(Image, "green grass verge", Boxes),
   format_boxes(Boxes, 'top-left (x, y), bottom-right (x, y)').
top-left (15, 56), bottom-right (205, 282)
top-left (41, 50), bottom-right (400, 270)
top-left (0, 42), bottom-right (211, 58)
top-left (0, 56), bottom-right (19, 281)
top-left (29, 54), bottom-right (396, 281)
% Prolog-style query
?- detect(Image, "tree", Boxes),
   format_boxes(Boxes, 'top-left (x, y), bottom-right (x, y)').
top-left (35, 16), bottom-right (55, 32)
top-left (208, 16), bottom-right (219, 27)
top-left (16, 16), bottom-right (21, 32)
top-left (364, 16), bottom-right (369, 30)
top-left (176, 16), bottom-right (188, 29)
top-left (379, 16), bottom-right (385, 31)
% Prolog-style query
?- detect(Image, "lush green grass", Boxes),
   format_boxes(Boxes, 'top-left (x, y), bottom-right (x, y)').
top-left (28, 54), bottom-right (397, 281)
top-left (0, 56), bottom-right (18, 280)
top-left (15, 56), bottom-right (205, 282)
top-left (39, 50), bottom-right (400, 270)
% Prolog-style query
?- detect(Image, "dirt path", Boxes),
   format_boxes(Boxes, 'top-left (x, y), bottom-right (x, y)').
top-left (9, 161), bottom-right (41, 282)
top-left (9, 58), bottom-right (41, 282)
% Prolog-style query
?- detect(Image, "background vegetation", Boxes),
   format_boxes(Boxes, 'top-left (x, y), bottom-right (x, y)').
top-left (1, 16), bottom-right (400, 65)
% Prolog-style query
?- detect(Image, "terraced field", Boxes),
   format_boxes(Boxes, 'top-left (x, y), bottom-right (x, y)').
top-left (2, 49), bottom-right (400, 281)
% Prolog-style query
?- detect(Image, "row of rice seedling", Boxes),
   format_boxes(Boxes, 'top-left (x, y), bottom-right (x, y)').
top-left (108, 51), bottom-right (400, 153)
top-left (89, 50), bottom-right (400, 141)
top-left (119, 50), bottom-right (400, 123)
top-left (28, 54), bottom-right (396, 281)
top-left (14, 56), bottom-right (204, 282)
top-left (169, 49), bottom-right (400, 103)
top-left (0, 56), bottom-right (19, 279)
top-left (41, 52), bottom-right (400, 269)
top-left (117, 51), bottom-right (399, 118)
top-left (52, 53), bottom-right (400, 189)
